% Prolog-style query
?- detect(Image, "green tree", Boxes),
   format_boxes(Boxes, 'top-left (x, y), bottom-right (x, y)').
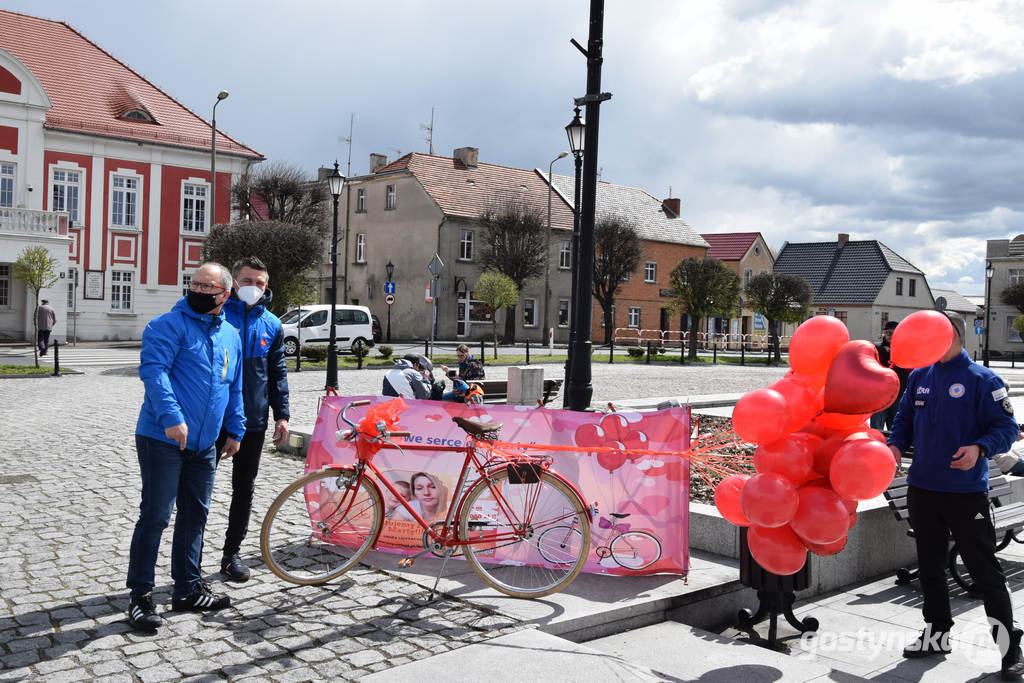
top-left (13, 246), bottom-right (59, 367)
top-left (594, 215), bottom-right (643, 344)
top-left (668, 257), bottom-right (741, 360)
top-left (474, 271), bottom-right (519, 358)
top-left (1000, 282), bottom-right (1024, 316)
top-left (478, 194), bottom-right (546, 344)
top-left (202, 220), bottom-right (322, 315)
top-left (231, 161), bottom-right (329, 230)
top-left (744, 272), bottom-right (813, 364)
top-left (1013, 315), bottom-right (1024, 340)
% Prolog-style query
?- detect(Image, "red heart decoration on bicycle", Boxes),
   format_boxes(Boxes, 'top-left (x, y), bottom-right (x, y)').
top-left (823, 340), bottom-right (899, 415)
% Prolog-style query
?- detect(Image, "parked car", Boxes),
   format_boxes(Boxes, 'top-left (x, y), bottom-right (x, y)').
top-left (371, 314), bottom-right (382, 343)
top-left (278, 304), bottom-right (375, 356)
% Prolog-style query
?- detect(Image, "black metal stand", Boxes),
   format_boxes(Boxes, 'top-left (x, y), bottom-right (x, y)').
top-left (736, 527), bottom-right (818, 650)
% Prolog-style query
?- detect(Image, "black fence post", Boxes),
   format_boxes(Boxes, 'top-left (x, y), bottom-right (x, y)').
top-left (646, 341), bottom-right (652, 364)
top-left (680, 337), bottom-right (686, 364)
top-left (609, 338), bottom-right (614, 364)
top-left (1013, 351), bottom-right (1016, 369)
top-left (424, 340), bottom-right (429, 357)
top-left (52, 340), bottom-right (61, 377)
top-left (740, 341), bottom-right (745, 366)
top-left (526, 339), bottom-right (531, 365)
top-left (480, 339), bottom-right (486, 364)
top-left (713, 340), bottom-right (718, 364)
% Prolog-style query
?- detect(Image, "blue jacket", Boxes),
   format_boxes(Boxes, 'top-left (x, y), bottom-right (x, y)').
top-left (888, 349), bottom-right (1018, 493)
top-left (222, 290), bottom-right (289, 432)
top-left (136, 297), bottom-right (246, 451)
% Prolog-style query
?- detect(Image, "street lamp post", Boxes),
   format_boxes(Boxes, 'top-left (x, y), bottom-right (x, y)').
top-left (325, 162), bottom-right (346, 391)
top-left (544, 151), bottom-right (568, 342)
top-left (563, 108), bottom-right (585, 408)
top-left (210, 91), bottom-right (229, 230)
top-left (985, 260), bottom-right (994, 367)
top-left (386, 259), bottom-right (395, 342)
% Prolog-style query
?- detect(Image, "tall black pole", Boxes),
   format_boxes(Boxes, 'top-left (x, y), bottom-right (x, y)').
top-left (326, 192), bottom-right (340, 390)
top-left (563, 152), bottom-right (583, 408)
top-left (984, 262), bottom-right (992, 367)
top-left (566, 0), bottom-right (608, 411)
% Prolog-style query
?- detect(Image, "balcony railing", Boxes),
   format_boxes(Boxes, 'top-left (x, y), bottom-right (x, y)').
top-left (0, 208), bottom-right (70, 237)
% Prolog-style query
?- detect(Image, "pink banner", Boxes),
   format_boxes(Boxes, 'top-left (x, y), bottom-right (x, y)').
top-left (306, 396), bottom-right (690, 576)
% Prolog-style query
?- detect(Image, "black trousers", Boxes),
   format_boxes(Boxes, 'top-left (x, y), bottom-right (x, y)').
top-left (908, 485), bottom-right (1019, 645)
top-left (37, 330), bottom-right (51, 354)
top-left (215, 428), bottom-right (266, 559)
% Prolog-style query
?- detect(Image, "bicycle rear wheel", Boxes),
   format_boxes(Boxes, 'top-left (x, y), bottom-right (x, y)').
top-left (260, 467), bottom-right (383, 585)
top-left (458, 469), bottom-right (590, 598)
top-left (610, 531), bottom-right (662, 570)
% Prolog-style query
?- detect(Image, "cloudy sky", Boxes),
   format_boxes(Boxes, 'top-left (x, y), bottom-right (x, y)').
top-left (10, 0), bottom-right (1024, 295)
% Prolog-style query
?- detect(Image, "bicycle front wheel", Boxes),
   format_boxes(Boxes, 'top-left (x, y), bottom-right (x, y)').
top-left (459, 470), bottom-right (590, 598)
top-left (610, 531), bottom-right (662, 570)
top-left (260, 467), bottom-right (383, 585)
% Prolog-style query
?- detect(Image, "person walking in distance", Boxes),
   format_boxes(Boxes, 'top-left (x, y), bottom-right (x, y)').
top-left (126, 262), bottom-right (244, 632)
top-left (36, 298), bottom-right (56, 356)
top-left (215, 257), bottom-right (290, 582)
top-left (887, 313), bottom-right (1024, 679)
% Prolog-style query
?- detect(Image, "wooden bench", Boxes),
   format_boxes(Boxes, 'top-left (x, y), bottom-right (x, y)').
top-left (476, 378), bottom-right (564, 405)
top-left (883, 459), bottom-right (1024, 595)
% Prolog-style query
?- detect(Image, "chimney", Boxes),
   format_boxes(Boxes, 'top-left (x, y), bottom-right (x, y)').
top-left (838, 233), bottom-right (849, 247)
top-left (662, 197), bottom-right (681, 217)
top-left (317, 167), bottom-right (332, 181)
top-left (369, 153), bottom-right (388, 174)
top-left (453, 147), bottom-right (479, 168)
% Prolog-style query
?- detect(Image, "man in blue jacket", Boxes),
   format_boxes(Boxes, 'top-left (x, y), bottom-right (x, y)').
top-left (127, 262), bottom-right (245, 632)
top-left (215, 256), bottom-right (289, 582)
top-left (888, 313), bottom-right (1023, 679)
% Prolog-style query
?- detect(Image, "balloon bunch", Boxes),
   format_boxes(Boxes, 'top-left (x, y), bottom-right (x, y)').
top-left (714, 311), bottom-right (954, 574)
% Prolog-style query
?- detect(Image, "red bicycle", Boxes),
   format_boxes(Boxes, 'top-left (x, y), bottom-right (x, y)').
top-left (260, 399), bottom-right (592, 598)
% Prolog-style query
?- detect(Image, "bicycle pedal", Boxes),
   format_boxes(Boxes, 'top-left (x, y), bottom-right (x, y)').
top-left (398, 557), bottom-right (414, 568)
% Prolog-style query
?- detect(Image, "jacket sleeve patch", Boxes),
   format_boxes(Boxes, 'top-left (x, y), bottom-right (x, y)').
top-left (993, 387), bottom-right (1009, 401)
top-left (1003, 398), bottom-right (1014, 416)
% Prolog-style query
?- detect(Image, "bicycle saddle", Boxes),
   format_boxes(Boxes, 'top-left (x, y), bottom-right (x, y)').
top-left (452, 416), bottom-right (503, 438)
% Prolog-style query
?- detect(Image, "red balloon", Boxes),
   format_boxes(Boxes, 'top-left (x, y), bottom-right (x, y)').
top-left (789, 316), bottom-right (850, 376)
top-left (740, 473), bottom-right (798, 528)
top-left (823, 340), bottom-right (900, 415)
top-left (812, 436), bottom-right (845, 477)
top-left (891, 310), bottom-right (955, 369)
top-left (830, 439), bottom-right (897, 500)
top-left (835, 428), bottom-right (887, 444)
top-left (714, 474), bottom-right (751, 527)
top-left (754, 433), bottom-right (819, 485)
top-left (785, 370), bottom-right (826, 393)
top-left (815, 411), bottom-right (870, 430)
top-left (596, 444), bottom-right (628, 472)
top-left (748, 525), bottom-right (808, 575)
top-left (848, 511), bottom-right (858, 530)
top-left (732, 388), bottom-right (791, 444)
top-left (621, 430), bottom-right (649, 461)
top-left (574, 423), bottom-right (605, 447)
top-left (803, 478), bottom-right (858, 513)
top-left (799, 421), bottom-right (832, 440)
top-left (790, 485), bottom-right (850, 544)
top-left (768, 379), bottom-right (823, 433)
top-left (804, 533), bottom-right (848, 557)
top-left (599, 414), bottom-right (630, 441)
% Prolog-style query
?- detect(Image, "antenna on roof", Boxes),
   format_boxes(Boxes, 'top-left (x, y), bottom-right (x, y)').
top-left (388, 148), bottom-right (402, 158)
top-left (668, 185), bottom-right (673, 198)
top-left (420, 107), bottom-right (435, 155)
top-left (597, 167), bottom-right (603, 180)
top-left (337, 113), bottom-right (354, 176)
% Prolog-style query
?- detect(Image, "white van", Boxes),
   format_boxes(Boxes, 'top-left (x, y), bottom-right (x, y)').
top-left (278, 304), bottom-right (375, 356)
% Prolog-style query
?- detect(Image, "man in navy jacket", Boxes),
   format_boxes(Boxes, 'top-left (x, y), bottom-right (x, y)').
top-left (127, 262), bottom-right (244, 631)
top-left (888, 313), bottom-right (1023, 679)
top-left (215, 256), bottom-right (290, 582)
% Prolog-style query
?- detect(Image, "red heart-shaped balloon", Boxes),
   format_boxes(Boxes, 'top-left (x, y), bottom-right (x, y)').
top-left (823, 340), bottom-right (899, 415)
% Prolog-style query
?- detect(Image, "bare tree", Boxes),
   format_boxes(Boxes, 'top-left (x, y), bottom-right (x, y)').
top-left (593, 215), bottom-right (643, 344)
top-left (744, 272), bottom-right (813, 364)
top-left (668, 257), bottom-right (741, 360)
top-left (231, 161), bottom-right (328, 230)
top-left (478, 194), bottom-right (546, 344)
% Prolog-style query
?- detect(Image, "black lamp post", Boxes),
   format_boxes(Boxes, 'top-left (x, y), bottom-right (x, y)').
top-left (563, 107), bottom-right (585, 408)
top-left (385, 259), bottom-right (395, 342)
top-left (209, 91), bottom-right (228, 230)
top-left (326, 161), bottom-right (345, 390)
top-left (984, 260), bottom-right (994, 367)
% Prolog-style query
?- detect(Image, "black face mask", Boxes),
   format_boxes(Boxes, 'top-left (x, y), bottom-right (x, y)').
top-left (187, 290), bottom-right (220, 314)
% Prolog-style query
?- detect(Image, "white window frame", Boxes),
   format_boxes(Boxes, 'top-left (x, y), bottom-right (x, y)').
top-left (557, 298), bottom-right (570, 328)
top-left (0, 263), bottom-right (10, 308)
top-left (628, 306), bottom-right (641, 329)
top-left (355, 233), bottom-right (366, 263)
top-left (110, 269), bottom-right (134, 312)
top-left (559, 240), bottom-right (572, 269)
top-left (0, 162), bottom-right (15, 208)
top-left (895, 276), bottom-right (903, 295)
top-left (744, 268), bottom-right (753, 287)
top-left (523, 297), bottom-right (537, 328)
top-left (1009, 269), bottom-right (1024, 286)
top-left (50, 164), bottom-right (84, 224)
top-left (180, 179), bottom-right (209, 234)
top-left (459, 229), bottom-right (474, 261)
top-left (644, 261), bottom-right (657, 283)
top-left (356, 188), bottom-right (366, 213)
top-left (182, 271), bottom-right (193, 296)
top-left (385, 184), bottom-right (396, 210)
top-left (109, 170), bottom-right (143, 231)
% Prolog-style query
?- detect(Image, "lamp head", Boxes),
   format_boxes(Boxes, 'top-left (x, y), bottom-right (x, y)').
top-left (327, 161), bottom-right (345, 197)
top-left (565, 107), bottom-right (585, 156)
top-left (386, 260), bottom-right (395, 279)
top-left (986, 262), bottom-right (995, 279)
top-left (217, 91), bottom-right (229, 101)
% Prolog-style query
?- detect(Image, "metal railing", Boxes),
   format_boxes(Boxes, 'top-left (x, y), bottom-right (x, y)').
top-left (611, 327), bottom-right (791, 352)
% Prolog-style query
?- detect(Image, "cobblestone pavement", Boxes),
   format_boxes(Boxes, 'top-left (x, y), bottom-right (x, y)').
top-left (0, 361), bottom-right (786, 682)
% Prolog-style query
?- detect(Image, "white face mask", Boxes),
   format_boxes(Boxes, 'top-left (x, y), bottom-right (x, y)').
top-left (237, 285), bottom-right (264, 306)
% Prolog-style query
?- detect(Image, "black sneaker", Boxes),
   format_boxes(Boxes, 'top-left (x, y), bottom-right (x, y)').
top-left (171, 579), bottom-right (230, 612)
top-left (903, 627), bottom-right (952, 658)
top-left (127, 593), bottom-right (162, 632)
top-left (221, 554), bottom-right (250, 582)
top-left (1002, 645), bottom-right (1024, 680)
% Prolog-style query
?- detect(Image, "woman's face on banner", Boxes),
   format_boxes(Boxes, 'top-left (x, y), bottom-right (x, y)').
top-left (414, 476), bottom-right (438, 509)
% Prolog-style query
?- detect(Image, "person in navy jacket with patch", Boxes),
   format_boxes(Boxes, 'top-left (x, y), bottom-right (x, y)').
top-left (888, 313), bottom-right (1023, 678)
top-left (127, 262), bottom-right (244, 632)
top-left (214, 256), bottom-right (290, 583)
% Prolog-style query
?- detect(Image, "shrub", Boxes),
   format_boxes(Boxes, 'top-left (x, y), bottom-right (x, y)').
top-left (352, 340), bottom-right (370, 359)
top-left (300, 345), bottom-right (328, 361)
top-left (377, 345), bottom-right (393, 360)
top-left (626, 347), bottom-right (646, 359)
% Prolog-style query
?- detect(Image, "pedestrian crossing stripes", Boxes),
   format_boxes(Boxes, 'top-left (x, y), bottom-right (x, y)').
top-left (0, 347), bottom-right (140, 367)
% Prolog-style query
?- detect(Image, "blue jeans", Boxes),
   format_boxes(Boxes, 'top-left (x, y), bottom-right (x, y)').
top-left (126, 435), bottom-right (216, 599)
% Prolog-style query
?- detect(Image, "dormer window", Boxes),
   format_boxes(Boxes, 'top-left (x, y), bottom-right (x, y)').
top-left (121, 109), bottom-right (154, 122)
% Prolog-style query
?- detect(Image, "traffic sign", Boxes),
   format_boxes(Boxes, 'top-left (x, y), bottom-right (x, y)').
top-left (385, 293), bottom-right (395, 306)
top-left (384, 281), bottom-right (396, 295)
top-left (428, 253), bottom-right (444, 277)
top-left (753, 314), bottom-right (766, 331)
top-left (975, 320), bottom-right (984, 336)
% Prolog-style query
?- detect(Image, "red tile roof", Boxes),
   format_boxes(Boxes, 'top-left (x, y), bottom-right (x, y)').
top-left (372, 153), bottom-right (575, 230)
top-left (0, 9), bottom-right (261, 159)
top-left (700, 232), bottom-right (764, 261)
